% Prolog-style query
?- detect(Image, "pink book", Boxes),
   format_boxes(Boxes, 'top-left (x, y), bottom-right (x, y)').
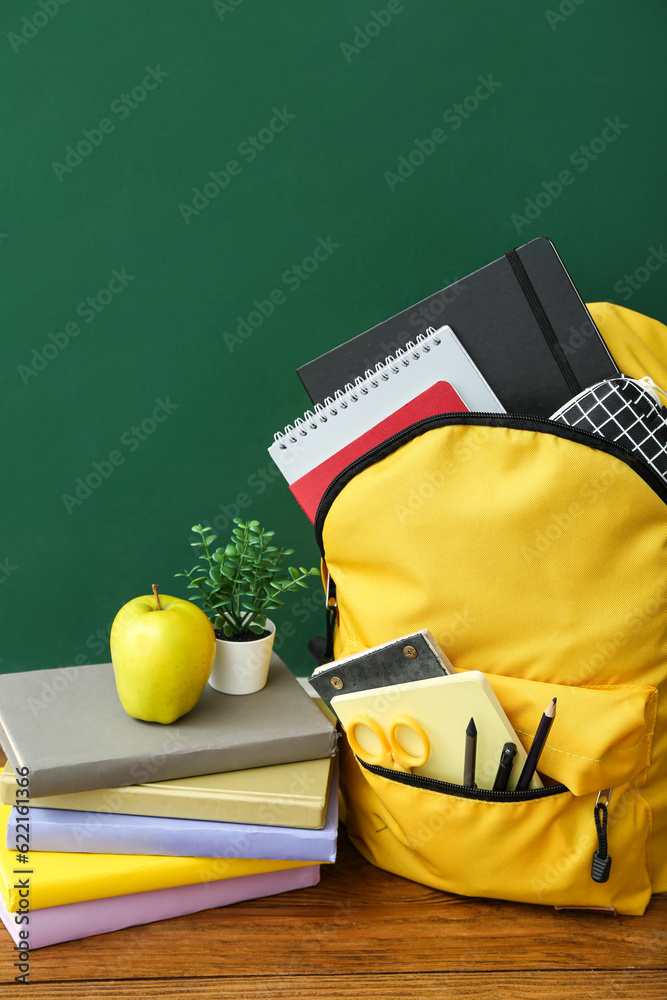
top-left (291, 381), bottom-right (467, 521)
top-left (0, 864), bottom-right (320, 950)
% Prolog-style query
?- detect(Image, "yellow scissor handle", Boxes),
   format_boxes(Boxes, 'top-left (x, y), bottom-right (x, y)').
top-left (347, 715), bottom-right (394, 768)
top-left (347, 714), bottom-right (430, 772)
top-left (389, 716), bottom-right (430, 770)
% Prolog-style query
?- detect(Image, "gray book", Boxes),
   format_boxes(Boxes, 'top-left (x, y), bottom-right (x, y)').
top-left (0, 655), bottom-right (337, 797)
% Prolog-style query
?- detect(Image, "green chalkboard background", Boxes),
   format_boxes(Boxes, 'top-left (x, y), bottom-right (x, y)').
top-left (2, 0), bottom-right (666, 675)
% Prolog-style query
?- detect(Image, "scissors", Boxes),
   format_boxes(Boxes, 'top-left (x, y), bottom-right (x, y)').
top-left (347, 714), bottom-right (430, 773)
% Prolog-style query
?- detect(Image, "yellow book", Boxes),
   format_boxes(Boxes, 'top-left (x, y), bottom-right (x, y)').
top-left (1, 756), bottom-right (333, 829)
top-left (0, 804), bottom-right (310, 912)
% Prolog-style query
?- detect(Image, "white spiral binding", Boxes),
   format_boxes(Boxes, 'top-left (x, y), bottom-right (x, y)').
top-left (273, 329), bottom-right (442, 449)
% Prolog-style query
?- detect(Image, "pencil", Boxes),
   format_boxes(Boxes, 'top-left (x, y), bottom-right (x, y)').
top-left (463, 717), bottom-right (477, 787)
top-left (515, 697), bottom-right (556, 791)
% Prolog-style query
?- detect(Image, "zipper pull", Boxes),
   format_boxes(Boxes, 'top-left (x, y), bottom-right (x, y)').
top-left (323, 563), bottom-right (338, 663)
top-left (308, 562), bottom-right (337, 665)
top-left (591, 788), bottom-right (612, 883)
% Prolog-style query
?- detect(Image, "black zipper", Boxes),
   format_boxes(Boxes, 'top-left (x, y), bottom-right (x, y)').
top-left (359, 756), bottom-right (614, 884)
top-left (314, 411), bottom-right (667, 551)
top-left (357, 756), bottom-right (567, 801)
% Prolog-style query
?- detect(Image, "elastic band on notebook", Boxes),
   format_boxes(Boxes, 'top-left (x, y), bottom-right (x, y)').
top-left (506, 248), bottom-right (581, 396)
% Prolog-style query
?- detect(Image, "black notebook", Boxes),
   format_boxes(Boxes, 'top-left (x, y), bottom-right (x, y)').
top-left (297, 237), bottom-right (619, 420)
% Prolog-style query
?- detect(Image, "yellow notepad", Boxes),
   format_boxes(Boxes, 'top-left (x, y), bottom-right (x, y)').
top-left (0, 804), bottom-right (311, 912)
top-left (332, 671), bottom-right (542, 791)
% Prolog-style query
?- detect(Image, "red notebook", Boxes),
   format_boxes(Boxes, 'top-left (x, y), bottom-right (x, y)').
top-left (290, 381), bottom-right (467, 521)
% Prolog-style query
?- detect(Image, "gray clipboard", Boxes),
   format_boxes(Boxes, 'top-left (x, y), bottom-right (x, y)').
top-left (308, 629), bottom-right (453, 710)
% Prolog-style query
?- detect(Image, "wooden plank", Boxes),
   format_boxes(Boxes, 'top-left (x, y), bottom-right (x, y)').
top-left (2, 971), bottom-right (667, 999)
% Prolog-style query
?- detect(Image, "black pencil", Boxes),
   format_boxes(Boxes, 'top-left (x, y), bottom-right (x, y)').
top-left (515, 697), bottom-right (557, 791)
top-left (463, 717), bottom-right (477, 787)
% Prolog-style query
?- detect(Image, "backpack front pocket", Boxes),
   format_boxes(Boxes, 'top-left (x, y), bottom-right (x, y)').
top-left (337, 669), bottom-right (656, 915)
top-left (341, 742), bottom-right (652, 915)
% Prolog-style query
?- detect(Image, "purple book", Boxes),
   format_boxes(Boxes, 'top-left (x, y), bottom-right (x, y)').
top-left (8, 764), bottom-right (338, 861)
top-left (0, 865), bottom-right (320, 950)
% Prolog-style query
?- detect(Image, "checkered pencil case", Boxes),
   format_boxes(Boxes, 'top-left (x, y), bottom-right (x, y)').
top-left (551, 376), bottom-right (667, 484)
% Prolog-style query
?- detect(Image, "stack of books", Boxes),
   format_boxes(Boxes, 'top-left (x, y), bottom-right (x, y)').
top-left (0, 656), bottom-right (338, 949)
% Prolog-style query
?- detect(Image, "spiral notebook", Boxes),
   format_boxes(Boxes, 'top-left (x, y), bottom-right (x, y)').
top-left (282, 382), bottom-right (466, 520)
top-left (268, 326), bottom-right (504, 512)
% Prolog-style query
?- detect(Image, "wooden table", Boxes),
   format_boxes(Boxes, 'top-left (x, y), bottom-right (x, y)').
top-left (1, 758), bottom-right (666, 998)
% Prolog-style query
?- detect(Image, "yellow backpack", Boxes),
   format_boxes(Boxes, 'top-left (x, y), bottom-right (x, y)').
top-left (316, 303), bottom-right (667, 916)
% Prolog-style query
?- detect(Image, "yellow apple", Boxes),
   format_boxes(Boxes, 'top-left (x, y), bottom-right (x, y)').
top-left (110, 586), bottom-right (216, 724)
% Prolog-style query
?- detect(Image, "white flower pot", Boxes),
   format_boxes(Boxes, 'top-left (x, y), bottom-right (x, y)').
top-left (208, 619), bottom-right (276, 695)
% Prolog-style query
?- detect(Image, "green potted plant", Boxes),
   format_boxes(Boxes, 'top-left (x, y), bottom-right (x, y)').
top-left (177, 518), bottom-right (319, 694)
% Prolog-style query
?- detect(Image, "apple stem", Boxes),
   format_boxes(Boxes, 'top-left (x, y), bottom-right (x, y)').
top-left (152, 584), bottom-right (162, 610)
